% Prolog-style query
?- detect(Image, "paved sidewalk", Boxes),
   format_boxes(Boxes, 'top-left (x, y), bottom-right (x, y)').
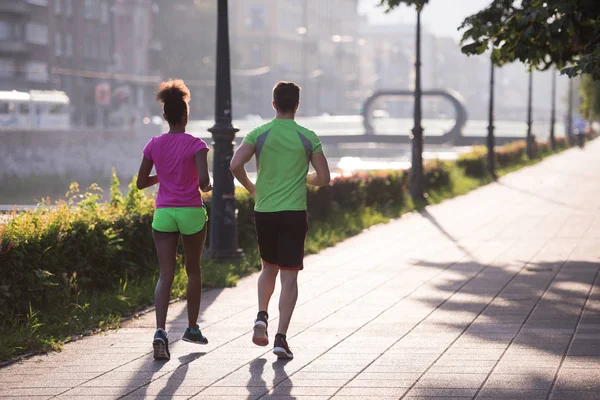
top-left (2, 141), bottom-right (600, 400)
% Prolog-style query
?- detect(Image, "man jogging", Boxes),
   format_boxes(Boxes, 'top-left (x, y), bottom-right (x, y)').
top-left (230, 81), bottom-right (330, 360)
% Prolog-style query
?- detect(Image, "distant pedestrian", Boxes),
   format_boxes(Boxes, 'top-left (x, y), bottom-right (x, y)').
top-left (136, 79), bottom-right (212, 360)
top-left (230, 81), bottom-right (331, 360)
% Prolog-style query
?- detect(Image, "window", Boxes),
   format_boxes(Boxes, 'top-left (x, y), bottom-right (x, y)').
top-left (0, 58), bottom-right (15, 78)
top-left (247, 5), bottom-right (265, 29)
top-left (65, 33), bottom-right (73, 56)
top-left (0, 103), bottom-right (9, 115)
top-left (100, 1), bottom-right (109, 24)
top-left (84, 0), bottom-right (100, 19)
top-left (250, 44), bottom-right (262, 66)
top-left (0, 21), bottom-right (10, 40)
top-left (55, 32), bottom-right (62, 56)
top-left (65, 0), bottom-right (72, 16)
top-left (25, 61), bottom-right (49, 82)
top-left (19, 103), bottom-right (30, 115)
top-left (49, 104), bottom-right (67, 114)
top-left (54, 0), bottom-right (61, 15)
top-left (26, 22), bottom-right (48, 45)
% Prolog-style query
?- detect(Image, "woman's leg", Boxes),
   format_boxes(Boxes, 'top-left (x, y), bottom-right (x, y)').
top-left (153, 230), bottom-right (180, 330)
top-left (181, 227), bottom-right (207, 329)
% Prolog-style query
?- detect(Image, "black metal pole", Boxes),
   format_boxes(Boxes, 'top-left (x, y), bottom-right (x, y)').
top-left (410, 8), bottom-right (425, 201)
top-left (487, 59), bottom-right (496, 178)
top-left (526, 69), bottom-right (534, 159)
top-left (302, 0), bottom-right (309, 115)
top-left (206, 0), bottom-right (243, 260)
top-left (549, 68), bottom-right (557, 151)
top-left (567, 78), bottom-right (574, 145)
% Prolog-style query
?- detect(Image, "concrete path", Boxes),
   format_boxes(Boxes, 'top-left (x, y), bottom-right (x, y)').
top-left (2, 141), bottom-right (599, 400)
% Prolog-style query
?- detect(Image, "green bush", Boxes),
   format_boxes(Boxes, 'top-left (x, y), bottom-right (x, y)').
top-left (457, 146), bottom-right (487, 178)
top-left (456, 136), bottom-right (589, 179)
top-left (496, 140), bottom-right (526, 168)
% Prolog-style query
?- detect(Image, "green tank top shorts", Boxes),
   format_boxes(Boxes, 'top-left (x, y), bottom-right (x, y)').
top-left (152, 207), bottom-right (208, 236)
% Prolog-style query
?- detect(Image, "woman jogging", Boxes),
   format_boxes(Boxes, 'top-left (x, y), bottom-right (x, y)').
top-left (136, 79), bottom-right (212, 360)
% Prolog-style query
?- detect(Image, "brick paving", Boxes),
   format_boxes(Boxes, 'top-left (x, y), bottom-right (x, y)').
top-left (1, 140), bottom-right (599, 400)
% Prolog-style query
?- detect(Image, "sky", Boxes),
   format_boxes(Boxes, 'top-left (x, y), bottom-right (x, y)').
top-left (358, 0), bottom-right (494, 40)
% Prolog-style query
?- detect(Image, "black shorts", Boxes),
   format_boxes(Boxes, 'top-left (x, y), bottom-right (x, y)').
top-left (254, 210), bottom-right (308, 270)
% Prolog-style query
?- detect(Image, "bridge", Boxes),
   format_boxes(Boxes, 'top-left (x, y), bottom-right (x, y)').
top-left (187, 90), bottom-right (564, 147)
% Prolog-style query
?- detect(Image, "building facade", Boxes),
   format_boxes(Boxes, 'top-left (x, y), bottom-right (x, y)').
top-left (0, 0), bottom-right (154, 128)
top-left (229, 0), bottom-right (361, 118)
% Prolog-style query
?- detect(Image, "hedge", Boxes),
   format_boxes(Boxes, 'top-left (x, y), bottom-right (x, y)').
top-left (457, 132), bottom-right (598, 178)
top-left (0, 133), bottom-right (595, 360)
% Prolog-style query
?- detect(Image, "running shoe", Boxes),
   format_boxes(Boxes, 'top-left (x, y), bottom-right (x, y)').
top-left (273, 334), bottom-right (293, 360)
top-left (253, 311), bottom-right (269, 346)
top-left (153, 328), bottom-right (170, 360)
top-left (182, 324), bottom-right (208, 345)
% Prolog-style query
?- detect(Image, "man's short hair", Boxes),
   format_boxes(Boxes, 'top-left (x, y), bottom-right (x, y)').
top-left (273, 81), bottom-right (301, 113)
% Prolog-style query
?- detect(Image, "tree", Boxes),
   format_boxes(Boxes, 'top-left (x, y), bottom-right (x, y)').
top-left (579, 74), bottom-right (600, 122)
top-left (379, 0), bottom-right (429, 10)
top-left (459, 0), bottom-right (600, 79)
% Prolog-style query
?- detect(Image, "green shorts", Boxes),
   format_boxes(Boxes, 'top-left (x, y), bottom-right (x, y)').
top-left (152, 207), bottom-right (208, 236)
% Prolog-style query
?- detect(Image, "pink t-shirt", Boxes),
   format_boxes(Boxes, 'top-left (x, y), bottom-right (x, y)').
top-left (142, 133), bottom-right (209, 208)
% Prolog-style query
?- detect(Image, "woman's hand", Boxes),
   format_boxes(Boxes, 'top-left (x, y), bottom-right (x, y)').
top-left (201, 182), bottom-right (213, 192)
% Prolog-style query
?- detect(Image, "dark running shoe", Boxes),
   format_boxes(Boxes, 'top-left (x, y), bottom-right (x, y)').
top-left (273, 334), bottom-right (293, 360)
top-left (153, 329), bottom-right (170, 360)
top-left (182, 324), bottom-right (208, 345)
top-left (252, 311), bottom-right (269, 346)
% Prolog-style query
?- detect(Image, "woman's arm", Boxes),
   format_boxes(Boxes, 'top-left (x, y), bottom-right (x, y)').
top-left (195, 149), bottom-right (212, 192)
top-left (230, 142), bottom-right (256, 196)
top-left (136, 156), bottom-right (158, 190)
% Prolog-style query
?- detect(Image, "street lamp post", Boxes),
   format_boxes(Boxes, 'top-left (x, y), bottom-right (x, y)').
top-left (549, 68), bottom-right (557, 151)
top-left (487, 58), bottom-right (496, 178)
top-left (206, 0), bottom-right (243, 260)
top-left (410, 8), bottom-right (425, 201)
top-left (526, 69), bottom-right (534, 159)
top-left (567, 78), bottom-right (574, 145)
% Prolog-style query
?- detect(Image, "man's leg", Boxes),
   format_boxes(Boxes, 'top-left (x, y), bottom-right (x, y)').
top-left (277, 269), bottom-right (299, 335)
top-left (272, 211), bottom-right (306, 360)
top-left (253, 211), bottom-right (279, 346)
top-left (258, 259), bottom-right (279, 313)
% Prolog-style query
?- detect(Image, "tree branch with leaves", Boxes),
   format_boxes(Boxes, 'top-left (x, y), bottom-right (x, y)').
top-left (459, 0), bottom-right (600, 79)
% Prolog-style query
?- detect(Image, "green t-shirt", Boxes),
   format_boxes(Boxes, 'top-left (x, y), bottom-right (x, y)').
top-left (242, 118), bottom-right (323, 212)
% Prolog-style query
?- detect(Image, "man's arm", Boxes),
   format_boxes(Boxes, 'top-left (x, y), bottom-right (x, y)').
top-left (306, 151), bottom-right (331, 186)
top-left (230, 142), bottom-right (256, 196)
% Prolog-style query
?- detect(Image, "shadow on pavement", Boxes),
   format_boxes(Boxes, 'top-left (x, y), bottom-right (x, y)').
top-left (495, 181), bottom-right (581, 211)
top-left (406, 257), bottom-right (599, 398)
top-left (247, 358), bottom-right (268, 399)
top-left (156, 353), bottom-right (205, 397)
top-left (117, 286), bottom-right (219, 398)
top-left (271, 359), bottom-right (296, 399)
top-left (419, 208), bottom-right (474, 258)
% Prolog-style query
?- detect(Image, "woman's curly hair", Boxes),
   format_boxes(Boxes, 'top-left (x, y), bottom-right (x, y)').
top-left (156, 79), bottom-right (190, 124)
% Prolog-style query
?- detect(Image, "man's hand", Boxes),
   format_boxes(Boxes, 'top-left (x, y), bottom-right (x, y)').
top-left (230, 142), bottom-right (257, 198)
top-left (247, 182), bottom-right (256, 197)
